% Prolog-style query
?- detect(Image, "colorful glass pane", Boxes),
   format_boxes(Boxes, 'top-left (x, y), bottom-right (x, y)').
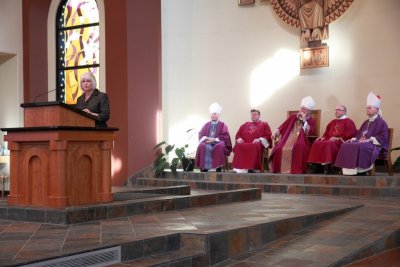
top-left (56, 0), bottom-right (100, 104)
top-left (63, 27), bottom-right (100, 67)
top-left (63, 0), bottom-right (99, 27)
top-left (64, 67), bottom-right (99, 104)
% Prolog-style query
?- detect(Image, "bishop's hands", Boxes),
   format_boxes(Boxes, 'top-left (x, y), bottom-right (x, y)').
top-left (297, 111), bottom-right (307, 121)
top-left (358, 137), bottom-right (371, 143)
top-left (235, 138), bottom-right (262, 144)
top-left (345, 137), bottom-right (370, 143)
top-left (205, 137), bottom-right (217, 143)
top-left (272, 130), bottom-right (281, 144)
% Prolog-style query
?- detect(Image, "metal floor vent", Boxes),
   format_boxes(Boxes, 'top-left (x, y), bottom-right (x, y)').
top-left (25, 246), bottom-right (121, 267)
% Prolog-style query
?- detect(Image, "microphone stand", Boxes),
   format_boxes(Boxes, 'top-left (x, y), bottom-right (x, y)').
top-left (33, 88), bottom-right (57, 102)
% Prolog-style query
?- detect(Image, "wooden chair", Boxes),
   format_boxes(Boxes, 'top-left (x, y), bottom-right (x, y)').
top-left (262, 109), bottom-right (321, 172)
top-left (370, 128), bottom-right (393, 176)
top-left (287, 109), bottom-right (321, 143)
top-left (260, 148), bottom-right (269, 172)
top-left (223, 156), bottom-right (229, 172)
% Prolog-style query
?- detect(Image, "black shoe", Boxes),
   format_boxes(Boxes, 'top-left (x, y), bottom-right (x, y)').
top-left (309, 163), bottom-right (324, 174)
top-left (323, 165), bottom-right (329, 175)
top-left (324, 164), bottom-right (335, 175)
top-left (357, 172), bottom-right (367, 176)
top-left (216, 167), bottom-right (222, 172)
top-left (201, 168), bottom-right (208, 172)
top-left (248, 169), bottom-right (255, 173)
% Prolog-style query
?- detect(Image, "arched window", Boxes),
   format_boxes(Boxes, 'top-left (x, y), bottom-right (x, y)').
top-left (56, 0), bottom-right (100, 104)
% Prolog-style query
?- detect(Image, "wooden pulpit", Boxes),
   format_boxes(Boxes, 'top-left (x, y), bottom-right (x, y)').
top-left (1, 102), bottom-right (118, 208)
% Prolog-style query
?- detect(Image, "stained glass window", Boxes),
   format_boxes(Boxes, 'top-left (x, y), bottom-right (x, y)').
top-left (56, 0), bottom-right (100, 104)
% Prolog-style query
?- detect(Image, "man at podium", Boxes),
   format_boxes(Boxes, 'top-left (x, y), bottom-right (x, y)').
top-left (75, 72), bottom-right (110, 128)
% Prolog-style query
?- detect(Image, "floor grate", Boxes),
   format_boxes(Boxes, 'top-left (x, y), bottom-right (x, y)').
top-left (25, 246), bottom-right (121, 267)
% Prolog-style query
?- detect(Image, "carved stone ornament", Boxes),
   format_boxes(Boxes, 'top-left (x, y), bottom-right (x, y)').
top-left (270, 0), bottom-right (354, 43)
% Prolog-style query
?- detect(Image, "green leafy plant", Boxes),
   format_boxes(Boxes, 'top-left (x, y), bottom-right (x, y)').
top-left (153, 141), bottom-right (191, 177)
top-left (391, 147), bottom-right (400, 170)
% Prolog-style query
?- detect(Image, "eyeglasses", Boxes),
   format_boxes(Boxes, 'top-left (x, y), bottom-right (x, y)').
top-left (335, 109), bottom-right (345, 111)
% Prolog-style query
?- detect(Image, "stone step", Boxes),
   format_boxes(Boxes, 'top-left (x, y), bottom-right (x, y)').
top-left (116, 233), bottom-right (208, 266)
top-left (159, 172), bottom-right (400, 187)
top-left (135, 177), bottom-right (400, 197)
top-left (213, 205), bottom-right (400, 267)
top-left (344, 247), bottom-right (400, 267)
top-left (113, 205), bottom-right (360, 266)
top-left (114, 248), bottom-right (208, 266)
top-left (112, 185), bottom-right (191, 201)
top-left (113, 184), bottom-right (191, 195)
top-left (0, 187), bottom-right (261, 224)
top-left (1, 192), bottom-right (364, 266)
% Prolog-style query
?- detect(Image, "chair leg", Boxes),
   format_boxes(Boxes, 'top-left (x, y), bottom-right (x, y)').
top-left (260, 158), bottom-right (264, 172)
top-left (265, 158), bottom-right (269, 172)
top-left (370, 164), bottom-right (376, 176)
top-left (223, 156), bottom-right (229, 172)
top-left (261, 149), bottom-right (269, 173)
top-left (386, 158), bottom-right (393, 176)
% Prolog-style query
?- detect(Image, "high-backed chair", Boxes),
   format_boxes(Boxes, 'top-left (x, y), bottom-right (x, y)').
top-left (287, 109), bottom-right (321, 143)
top-left (223, 156), bottom-right (229, 172)
top-left (262, 109), bottom-right (321, 172)
top-left (370, 127), bottom-right (393, 176)
top-left (261, 148), bottom-right (269, 172)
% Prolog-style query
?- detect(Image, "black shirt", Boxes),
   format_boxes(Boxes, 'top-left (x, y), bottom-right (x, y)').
top-left (75, 89), bottom-right (110, 128)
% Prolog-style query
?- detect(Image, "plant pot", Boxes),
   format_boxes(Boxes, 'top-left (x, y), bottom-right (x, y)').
top-left (182, 158), bottom-right (194, 172)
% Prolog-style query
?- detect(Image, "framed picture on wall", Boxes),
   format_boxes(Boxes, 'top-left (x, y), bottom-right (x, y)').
top-left (238, 0), bottom-right (255, 6)
top-left (300, 46), bottom-right (329, 69)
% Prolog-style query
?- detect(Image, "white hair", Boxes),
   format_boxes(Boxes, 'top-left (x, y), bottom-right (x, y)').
top-left (80, 72), bottom-right (97, 90)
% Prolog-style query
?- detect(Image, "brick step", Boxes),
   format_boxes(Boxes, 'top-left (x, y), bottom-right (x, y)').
top-left (160, 172), bottom-right (400, 187)
top-left (136, 177), bottom-right (400, 197)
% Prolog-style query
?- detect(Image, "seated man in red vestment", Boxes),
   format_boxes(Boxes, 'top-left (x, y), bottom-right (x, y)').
top-left (195, 103), bottom-right (232, 172)
top-left (232, 109), bottom-right (272, 173)
top-left (308, 105), bottom-right (357, 174)
top-left (335, 92), bottom-right (389, 175)
top-left (269, 96), bottom-right (316, 174)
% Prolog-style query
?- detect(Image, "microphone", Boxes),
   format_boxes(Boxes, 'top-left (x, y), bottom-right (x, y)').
top-left (33, 88), bottom-right (57, 102)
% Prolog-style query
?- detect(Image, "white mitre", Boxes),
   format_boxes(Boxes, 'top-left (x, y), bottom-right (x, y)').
top-left (300, 96), bottom-right (315, 110)
top-left (209, 102), bottom-right (222, 114)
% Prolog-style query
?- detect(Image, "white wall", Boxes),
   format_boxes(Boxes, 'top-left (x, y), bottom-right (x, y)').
top-left (0, 0), bottom-right (23, 188)
top-left (0, 0), bottom-right (23, 131)
top-left (162, 0), bottom-right (400, 160)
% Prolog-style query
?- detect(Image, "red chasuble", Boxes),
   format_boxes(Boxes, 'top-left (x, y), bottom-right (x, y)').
top-left (308, 118), bottom-right (356, 164)
top-left (269, 114), bottom-right (315, 174)
top-left (232, 121), bottom-right (272, 170)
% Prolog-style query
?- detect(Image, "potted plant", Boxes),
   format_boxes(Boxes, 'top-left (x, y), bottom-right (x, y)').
top-left (153, 141), bottom-right (193, 177)
top-left (391, 146), bottom-right (400, 172)
top-left (170, 144), bottom-right (193, 174)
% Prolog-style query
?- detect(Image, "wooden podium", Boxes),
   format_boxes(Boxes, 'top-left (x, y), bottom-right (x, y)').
top-left (1, 102), bottom-right (118, 208)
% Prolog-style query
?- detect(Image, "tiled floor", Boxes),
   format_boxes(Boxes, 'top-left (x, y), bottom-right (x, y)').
top-left (345, 247), bottom-right (400, 267)
top-left (0, 193), bottom-right (370, 266)
top-left (213, 197), bottom-right (400, 267)
top-left (0, 188), bottom-right (399, 266)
